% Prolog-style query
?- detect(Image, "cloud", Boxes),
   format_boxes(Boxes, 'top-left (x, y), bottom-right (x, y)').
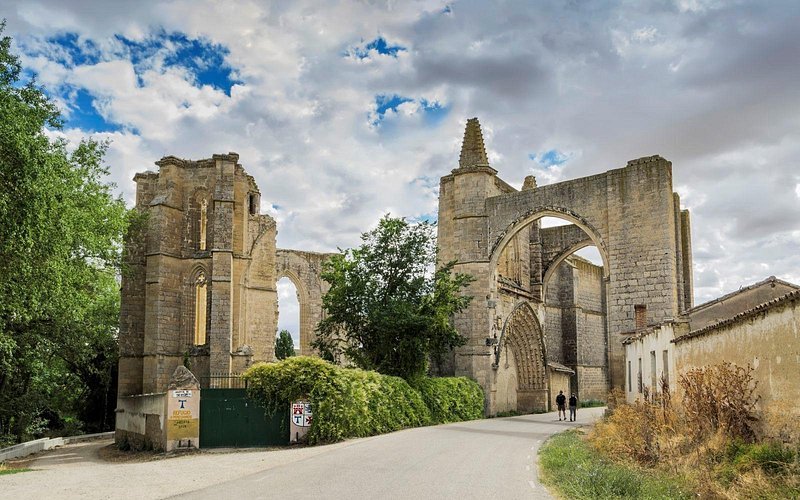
top-left (3, 0), bottom-right (799, 305)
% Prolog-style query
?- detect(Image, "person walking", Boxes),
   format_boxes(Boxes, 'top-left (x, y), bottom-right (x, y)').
top-left (555, 390), bottom-right (566, 421)
top-left (568, 393), bottom-right (578, 422)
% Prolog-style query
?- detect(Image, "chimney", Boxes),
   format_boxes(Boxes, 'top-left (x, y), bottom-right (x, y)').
top-left (635, 305), bottom-right (647, 332)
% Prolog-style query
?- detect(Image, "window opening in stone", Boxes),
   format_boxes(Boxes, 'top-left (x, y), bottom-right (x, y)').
top-left (248, 193), bottom-right (257, 215)
top-left (199, 199), bottom-right (208, 250)
top-left (277, 277), bottom-right (300, 355)
top-left (194, 272), bottom-right (208, 345)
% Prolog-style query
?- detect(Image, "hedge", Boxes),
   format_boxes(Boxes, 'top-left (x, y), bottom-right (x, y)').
top-left (411, 376), bottom-right (484, 423)
top-left (243, 356), bottom-right (484, 444)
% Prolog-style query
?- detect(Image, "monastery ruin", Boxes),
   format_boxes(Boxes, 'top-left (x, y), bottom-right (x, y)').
top-left (119, 117), bottom-right (798, 423)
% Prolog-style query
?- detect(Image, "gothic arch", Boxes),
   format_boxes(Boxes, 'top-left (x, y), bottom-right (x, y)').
top-left (490, 208), bottom-right (609, 274)
top-left (541, 238), bottom-right (596, 297)
top-left (493, 301), bottom-right (548, 412)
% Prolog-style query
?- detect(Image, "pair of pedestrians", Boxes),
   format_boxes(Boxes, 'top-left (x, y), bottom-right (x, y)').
top-left (555, 390), bottom-right (577, 421)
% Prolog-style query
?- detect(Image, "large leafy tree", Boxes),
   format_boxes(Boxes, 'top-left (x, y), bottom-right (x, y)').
top-left (0, 23), bottom-right (129, 443)
top-left (275, 329), bottom-right (296, 360)
top-left (312, 215), bottom-right (473, 379)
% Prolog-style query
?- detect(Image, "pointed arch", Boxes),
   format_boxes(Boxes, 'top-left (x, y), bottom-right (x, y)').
top-left (494, 301), bottom-right (547, 392)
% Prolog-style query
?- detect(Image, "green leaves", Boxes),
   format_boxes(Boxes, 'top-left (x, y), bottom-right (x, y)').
top-left (312, 215), bottom-right (473, 379)
top-left (275, 329), bottom-right (296, 360)
top-left (0, 24), bottom-right (128, 442)
top-left (244, 357), bottom-right (484, 444)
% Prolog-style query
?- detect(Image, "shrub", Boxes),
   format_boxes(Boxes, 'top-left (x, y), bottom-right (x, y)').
top-left (243, 356), bottom-right (484, 444)
top-left (679, 361), bottom-right (760, 442)
top-left (411, 376), bottom-right (484, 423)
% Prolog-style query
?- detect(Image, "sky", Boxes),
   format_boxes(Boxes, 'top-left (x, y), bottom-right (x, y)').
top-left (4, 0), bottom-right (800, 342)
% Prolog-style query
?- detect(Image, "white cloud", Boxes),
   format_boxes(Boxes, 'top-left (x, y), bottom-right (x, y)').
top-left (3, 0), bottom-right (799, 305)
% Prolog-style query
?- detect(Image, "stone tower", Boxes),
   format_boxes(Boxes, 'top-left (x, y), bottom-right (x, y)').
top-left (118, 153), bottom-right (333, 396)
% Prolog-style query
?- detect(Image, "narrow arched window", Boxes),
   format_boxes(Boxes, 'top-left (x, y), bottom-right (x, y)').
top-left (194, 272), bottom-right (208, 345)
top-left (199, 199), bottom-right (208, 250)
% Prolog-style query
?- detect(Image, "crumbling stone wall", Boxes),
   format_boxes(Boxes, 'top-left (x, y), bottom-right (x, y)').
top-left (118, 153), bottom-right (332, 396)
top-left (438, 118), bottom-right (692, 414)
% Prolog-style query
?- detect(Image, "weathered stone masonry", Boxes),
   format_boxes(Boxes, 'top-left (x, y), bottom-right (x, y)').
top-left (118, 153), bottom-right (333, 396)
top-left (437, 118), bottom-right (693, 414)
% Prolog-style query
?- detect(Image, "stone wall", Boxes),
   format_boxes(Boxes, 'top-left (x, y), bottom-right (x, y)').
top-left (674, 290), bottom-right (800, 424)
top-left (118, 153), bottom-right (331, 401)
top-left (438, 118), bottom-right (691, 414)
top-left (115, 393), bottom-right (166, 451)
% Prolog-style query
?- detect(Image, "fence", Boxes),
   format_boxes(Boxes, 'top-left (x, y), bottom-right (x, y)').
top-left (199, 372), bottom-right (247, 389)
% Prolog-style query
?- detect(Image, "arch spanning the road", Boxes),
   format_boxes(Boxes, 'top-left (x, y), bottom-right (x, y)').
top-left (437, 118), bottom-right (693, 414)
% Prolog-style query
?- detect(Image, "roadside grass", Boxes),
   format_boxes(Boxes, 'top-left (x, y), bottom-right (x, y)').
top-left (539, 430), bottom-right (692, 500)
top-left (0, 464), bottom-right (32, 475)
top-left (579, 399), bottom-right (605, 408)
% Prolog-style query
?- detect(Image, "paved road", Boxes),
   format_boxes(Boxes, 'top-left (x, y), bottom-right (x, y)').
top-left (1, 407), bottom-right (604, 499)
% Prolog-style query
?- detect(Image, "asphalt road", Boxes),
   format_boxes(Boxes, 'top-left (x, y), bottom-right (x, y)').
top-left (1, 407), bottom-right (604, 499)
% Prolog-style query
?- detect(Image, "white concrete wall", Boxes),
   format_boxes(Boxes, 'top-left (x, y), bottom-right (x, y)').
top-left (624, 323), bottom-right (679, 403)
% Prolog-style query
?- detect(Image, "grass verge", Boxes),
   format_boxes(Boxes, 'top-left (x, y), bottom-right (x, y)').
top-left (539, 430), bottom-right (692, 499)
top-left (0, 465), bottom-right (32, 475)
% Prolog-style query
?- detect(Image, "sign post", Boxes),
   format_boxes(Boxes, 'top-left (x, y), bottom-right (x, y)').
top-left (289, 400), bottom-right (312, 443)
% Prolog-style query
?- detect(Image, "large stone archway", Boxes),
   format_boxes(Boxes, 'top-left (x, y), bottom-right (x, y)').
top-left (437, 118), bottom-right (693, 414)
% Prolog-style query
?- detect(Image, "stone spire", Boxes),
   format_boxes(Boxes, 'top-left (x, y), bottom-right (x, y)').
top-left (458, 117), bottom-right (491, 169)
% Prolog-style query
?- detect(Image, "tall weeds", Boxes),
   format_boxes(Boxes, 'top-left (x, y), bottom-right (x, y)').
top-left (587, 361), bottom-right (798, 499)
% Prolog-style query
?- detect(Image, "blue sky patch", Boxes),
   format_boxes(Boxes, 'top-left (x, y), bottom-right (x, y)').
top-left (349, 36), bottom-right (406, 59)
top-left (373, 94), bottom-right (413, 123)
top-left (420, 99), bottom-right (449, 126)
top-left (65, 88), bottom-right (121, 133)
top-left (530, 149), bottom-right (569, 167)
top-left (411, 213), bottom-right (438, 224)
top-left (39, 32), bottom-right (102, 67)
top-left (115, 31), bottom-right (240, 95)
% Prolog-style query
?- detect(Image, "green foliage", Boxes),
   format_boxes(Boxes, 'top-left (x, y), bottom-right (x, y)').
top-left (0, 466), bottom-right (32, 476)
top-left (0, 23), bottom-right (129, 443)
top-left (274, 329), bottom-right (295, 360)
top-left (725, 440), bottom-right (797, 476)
top-left (312, 215), bottom-right (473, 379)
top-left (243, 356), bottom-right (484, 444)
top-left (539, 430), bottom-right (692, 500)
top-left (411, 376), bottom-right (484, 423)
top-left (580, 399), bottom-right (606, 408)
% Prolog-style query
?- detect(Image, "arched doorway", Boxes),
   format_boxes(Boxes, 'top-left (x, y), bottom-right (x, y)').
top-left (492, 302), bottom-right (548, 413)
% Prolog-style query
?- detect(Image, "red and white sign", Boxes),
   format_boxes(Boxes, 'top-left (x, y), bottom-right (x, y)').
top-left (291, 401), bottom-right (312, 427)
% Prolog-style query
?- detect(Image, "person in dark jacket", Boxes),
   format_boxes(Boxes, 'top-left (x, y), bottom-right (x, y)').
top-left (568, 393), bottom-right (578, 422)
top-left (555, 390), bottom-right (566, 421)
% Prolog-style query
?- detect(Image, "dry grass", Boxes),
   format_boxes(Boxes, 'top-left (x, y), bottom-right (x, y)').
top-left (588, 362), bottom-right (799, 499)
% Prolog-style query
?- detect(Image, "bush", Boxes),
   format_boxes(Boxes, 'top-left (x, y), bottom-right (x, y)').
top-left (679, 361), bottom-right (760, 442)
top-left (411, 376), bottom-right (484, 423)
top-left (243, 356), bottom-right (484, 444)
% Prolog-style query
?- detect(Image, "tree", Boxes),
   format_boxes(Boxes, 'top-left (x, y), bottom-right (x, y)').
top-left (312, 215), bottom-right (473, 379)
top-left (0, 23), bottom-right (130, 443)
top-left (275, 329), bottom-right (296, 360)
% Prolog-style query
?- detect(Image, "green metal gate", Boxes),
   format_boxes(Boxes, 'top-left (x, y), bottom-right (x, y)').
top-left (199, 389), bottom-right (288, 448)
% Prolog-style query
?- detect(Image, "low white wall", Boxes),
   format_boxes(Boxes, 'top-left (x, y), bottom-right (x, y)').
top-left (0, 432), bottom-right (114, 462)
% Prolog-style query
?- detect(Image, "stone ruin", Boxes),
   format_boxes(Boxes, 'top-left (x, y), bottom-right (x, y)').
top-left (118, 118), bottom-right (693, 417)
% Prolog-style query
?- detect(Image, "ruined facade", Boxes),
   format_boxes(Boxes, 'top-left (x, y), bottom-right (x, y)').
top-left (118, 153), bottom-right (332, 396)
top-left (437, 118), bottom-right (693, 414)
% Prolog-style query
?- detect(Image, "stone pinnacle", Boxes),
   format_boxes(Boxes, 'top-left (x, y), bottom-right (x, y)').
top-left (458, 117), bottom-right (491, 169)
